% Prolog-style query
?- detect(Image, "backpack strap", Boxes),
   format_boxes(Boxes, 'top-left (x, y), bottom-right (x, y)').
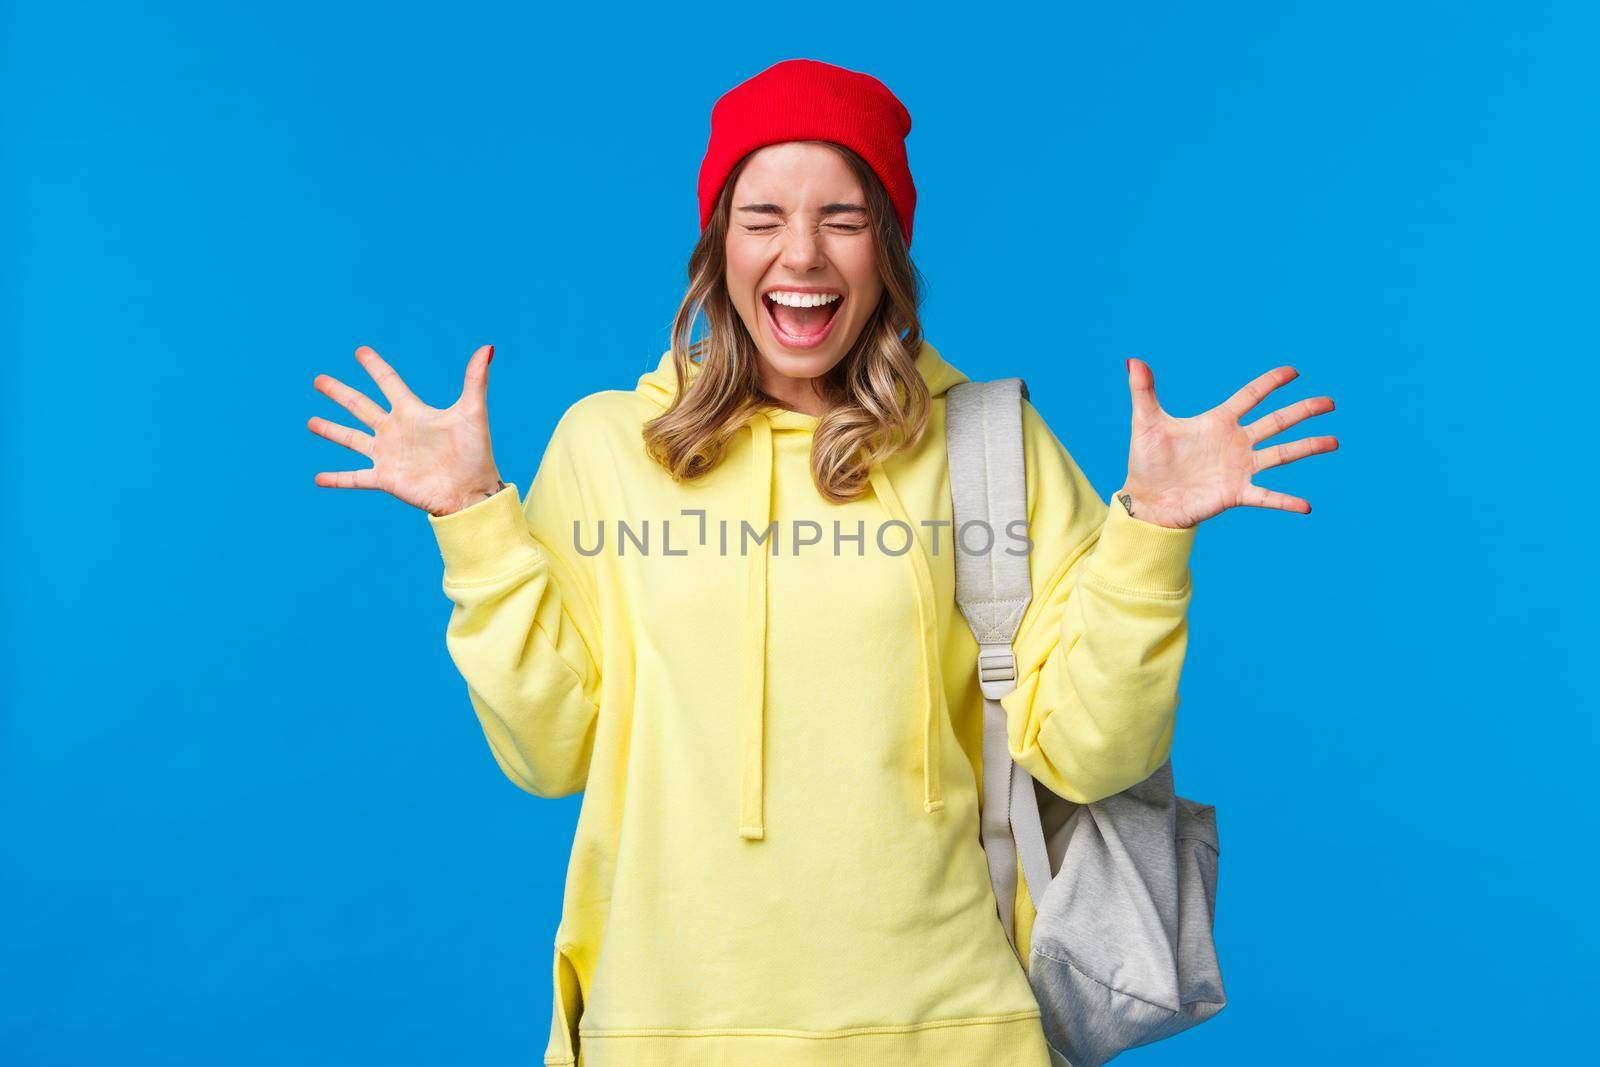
top-left (947, 378), bottom-right (1055, 951)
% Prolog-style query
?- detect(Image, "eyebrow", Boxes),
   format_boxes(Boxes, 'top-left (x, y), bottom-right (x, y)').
top-left (735, 202), bottom-right (869, 216)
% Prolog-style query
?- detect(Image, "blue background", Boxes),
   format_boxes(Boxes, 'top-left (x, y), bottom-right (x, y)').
top-left (4, 1), bottom-right (1595, 1062)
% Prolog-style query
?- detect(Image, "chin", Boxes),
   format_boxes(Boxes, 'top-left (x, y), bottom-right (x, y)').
top-left (756, 342), bottom-right (849, 380)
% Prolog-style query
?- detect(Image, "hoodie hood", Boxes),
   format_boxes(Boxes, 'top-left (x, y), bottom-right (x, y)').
top-left (634, 339), bottom-right (969, 840)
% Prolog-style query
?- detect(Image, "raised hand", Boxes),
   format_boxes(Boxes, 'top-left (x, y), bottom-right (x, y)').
top-left (1115, 358), bottom-right (1339, 530)
top-left (307, 344), bottom-right (505, 517)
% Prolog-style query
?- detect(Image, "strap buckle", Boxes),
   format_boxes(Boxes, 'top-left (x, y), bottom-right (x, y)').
top-left (977, 644), bottom-right (1019, 700)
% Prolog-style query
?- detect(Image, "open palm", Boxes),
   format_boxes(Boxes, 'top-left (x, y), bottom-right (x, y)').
top-left (1118, 358), bottom-right (1338, 529)
top-left (307, 344), bottom-right (504, 517)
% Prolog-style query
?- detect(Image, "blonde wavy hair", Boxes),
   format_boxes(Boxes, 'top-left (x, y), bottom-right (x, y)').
top-left (642, 141), bottom-right (928, 504)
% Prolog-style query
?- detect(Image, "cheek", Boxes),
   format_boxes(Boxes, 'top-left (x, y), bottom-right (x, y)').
top-left (836, 247), bottom-right (881, 306)
top-left (847, 274), bottom-right (884, 319)
top-left (725, 244), bottom-right (764, 301)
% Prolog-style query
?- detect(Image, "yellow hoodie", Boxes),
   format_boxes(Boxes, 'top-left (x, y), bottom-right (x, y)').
top-left (427, 339), bottom-right (1197, 1066)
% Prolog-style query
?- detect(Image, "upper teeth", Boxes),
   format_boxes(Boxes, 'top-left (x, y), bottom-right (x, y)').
top-left (767, 291), bottom-right (841, 308)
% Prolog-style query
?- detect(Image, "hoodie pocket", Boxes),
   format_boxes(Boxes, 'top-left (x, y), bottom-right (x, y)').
top-left (544, 942), bottom-right (584, 1067)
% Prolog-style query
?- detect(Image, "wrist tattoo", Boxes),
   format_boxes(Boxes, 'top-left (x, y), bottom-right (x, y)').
top-left (1117, 491), bottom-right (1135, 516)
top-left (486, 479), bottom-right (507, 499)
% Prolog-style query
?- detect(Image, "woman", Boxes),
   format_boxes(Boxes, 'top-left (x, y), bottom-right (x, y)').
top-left (307, 59), bottom-right (1336, 1067)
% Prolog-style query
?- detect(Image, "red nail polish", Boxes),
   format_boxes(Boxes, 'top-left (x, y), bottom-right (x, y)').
top-left (487, 344), bottom-right (495, 365)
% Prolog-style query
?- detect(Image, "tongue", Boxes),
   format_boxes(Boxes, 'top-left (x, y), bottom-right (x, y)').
top-left (772, 301), bottom-right (835, 337)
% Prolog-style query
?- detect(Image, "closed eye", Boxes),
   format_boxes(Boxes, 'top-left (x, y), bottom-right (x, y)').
top-left (742, 223), bottom-right (864, 233)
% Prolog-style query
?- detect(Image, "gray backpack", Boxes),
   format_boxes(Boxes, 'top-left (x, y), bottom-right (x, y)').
top-left (946, 378), bottom-right (1227, 1067)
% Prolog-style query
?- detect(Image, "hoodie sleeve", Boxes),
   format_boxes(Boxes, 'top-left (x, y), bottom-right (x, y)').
top-left (998, 399), bottom-right (1197, 805)
top-left (427, 409), bottom-right (603, 798)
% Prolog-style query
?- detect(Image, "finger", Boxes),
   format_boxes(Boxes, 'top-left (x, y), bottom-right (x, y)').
top-left (1126, 357), bottom-right (1162, 422)
top-left (354, 345), bottom-right (422, 409)
top-left (1243, 395), bottom-right (1335, 445)
top-left (313, 372), bottom-right (388, 430)
top-left (1222, 365), bottom-right (1298, 421)
top-left (460, 344), bottom-right (494, 408)
top-left (1240, 483), bottom-right (1312, 514)
top-left (314, 468), bottom-right (381, 490)
top-left (306, 416), bottom-right (375, 458)
top-left (1252, 434), bottom-right (1339, 472)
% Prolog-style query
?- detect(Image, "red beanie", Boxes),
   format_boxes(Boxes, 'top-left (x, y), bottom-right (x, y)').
top-left (697, 58), bottom-right (917, 247)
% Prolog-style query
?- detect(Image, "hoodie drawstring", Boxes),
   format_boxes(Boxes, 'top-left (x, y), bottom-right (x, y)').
top-left (739, 413), bottom-right (774, 841)
top-left (867, 462), bottom-right (947, 818)
top-left (738, 409), bottom-right (947, 842)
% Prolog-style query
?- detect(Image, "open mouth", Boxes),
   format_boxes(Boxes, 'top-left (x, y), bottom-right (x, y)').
top-left (762, 289), bottom-right (844, 349)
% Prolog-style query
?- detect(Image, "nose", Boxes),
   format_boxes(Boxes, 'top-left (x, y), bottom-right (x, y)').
top-left (778, 218), bottom-right (827, 274)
